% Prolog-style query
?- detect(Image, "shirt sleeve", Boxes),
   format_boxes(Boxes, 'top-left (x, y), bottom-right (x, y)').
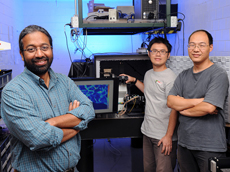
top-left (203, 71), bottom-right (229, 110)
top-left (165, 75), bottom-right (176, 98)
top-left (66, 78), bottom-right (95, 130)
top-left (168, 74), bottom-right (183, 97)
top-left (1, 86), bottom-right (63, 152)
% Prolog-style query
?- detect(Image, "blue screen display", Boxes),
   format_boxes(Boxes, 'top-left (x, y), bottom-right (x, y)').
top-left (78, 84), bottom-right (109, 110)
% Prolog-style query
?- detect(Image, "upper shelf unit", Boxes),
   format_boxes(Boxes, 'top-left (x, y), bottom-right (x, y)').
top-left (78, 0), bottom-right (173, 35)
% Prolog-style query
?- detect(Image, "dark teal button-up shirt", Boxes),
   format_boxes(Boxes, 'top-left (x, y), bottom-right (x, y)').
top-left (1, 67), bottom-right (95, 172)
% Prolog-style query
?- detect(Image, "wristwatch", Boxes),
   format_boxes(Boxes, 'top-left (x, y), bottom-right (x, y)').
top-left (133, 78), bottom-right (137, 85)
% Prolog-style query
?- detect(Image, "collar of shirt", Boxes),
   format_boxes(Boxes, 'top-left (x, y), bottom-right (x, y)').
top-left (24, 67), bottom-right (58, 89)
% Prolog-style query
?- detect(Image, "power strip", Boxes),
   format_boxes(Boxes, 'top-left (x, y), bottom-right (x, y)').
top-left (109, 9), bottom-right (118, 21)
top-left (71, 15), bottom-right (79, 28)
top-left (171, 16), bottom-right (178, 27)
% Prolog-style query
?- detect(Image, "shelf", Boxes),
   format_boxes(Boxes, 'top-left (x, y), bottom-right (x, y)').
top-left (83, 27), bottom-right (156, 35)
top-left (82, 18), bottom-right (165, 27)
top-left (0, 70), bottom-right (12, 90)
top-left (78, 0), bottom-right (172, 35)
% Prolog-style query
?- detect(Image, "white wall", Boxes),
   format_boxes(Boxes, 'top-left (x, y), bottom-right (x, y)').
top-left (21, 0), bottom-right (144, 76)
top-left (177, 0), bottom-right (230, 56)
top-left (0, 0), bottom-right (24, 78)
top-left (1, 0), bottom-right (230, 78)
top-left (0, 0), bottom-right (181, 77)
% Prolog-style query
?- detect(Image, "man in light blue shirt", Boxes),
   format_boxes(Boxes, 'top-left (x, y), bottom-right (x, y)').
top-left (1, 25), bottom-right (95, 172)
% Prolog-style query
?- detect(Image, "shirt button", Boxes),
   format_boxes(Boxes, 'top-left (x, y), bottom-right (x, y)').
top-left (54, 105), bottom-right (56, 108)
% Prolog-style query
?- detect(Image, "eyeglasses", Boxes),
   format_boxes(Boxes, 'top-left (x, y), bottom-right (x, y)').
top-left (187, 43), bottom-right (209, 50)
top-left (149, 49), bottom-right (168, 55)
top-left (23, 45), bottom-right (52, 53)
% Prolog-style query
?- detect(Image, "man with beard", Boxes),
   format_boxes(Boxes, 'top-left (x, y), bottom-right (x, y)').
top-left (1, 25), bottom-right (95, 172)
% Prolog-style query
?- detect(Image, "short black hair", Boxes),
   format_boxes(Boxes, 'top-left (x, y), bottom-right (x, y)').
top-left (19, 25), bottom-right (53, 53)
top-left (188, 30), bottom-right (213, 45)
top-left (147, 37), bottom-right (172, 53)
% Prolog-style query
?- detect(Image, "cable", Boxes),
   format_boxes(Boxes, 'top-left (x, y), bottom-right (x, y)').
top-left (74, 0), bottom-right (77, 16)
top-left (65, 22), bottom-right (95, 78)
top-left (65, 23), bottom-right (89, 77)
top-left (159, 0), bottom-right (163, 5)
top-left (168, 12), bottom-right (185, 21)
top-left (158, 12), bottom-right (185, 21)
top-left (163, 20), bottom-right (167, 40)
top-left (173, 32), bottom-right (177, 55)
top-left (128, 98), bottom-right (136, 113)
top-left (70, 27), bottom-right (88, 62)
top-left (118, 95), bottom-right (139, 116)
top-left (180, 19), bottom-right (185, 56)
top-left (71, 28), bottom-right (82, 42)
top-left (85, 15), bottom-right (98, 20)
top-left (64, 23), bottom-right (73, 63)
top-left (105, 139), bottom-right (122, 156)
top-left (104, 139), bottom-right (122, 172)
top-left (75, 29), bottom-right (87, 60)
top-left (155, 11), bottom-right (186, 55)
top-left (151, 15), bottom-right (159, 30)
top-left (176, 32), bottom-right (180, 56)
top-left (81, 61), bottom-right (89, 77)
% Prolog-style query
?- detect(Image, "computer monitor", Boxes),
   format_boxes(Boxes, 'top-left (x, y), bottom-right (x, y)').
top-left (72, 78), bottom-right (119, 114)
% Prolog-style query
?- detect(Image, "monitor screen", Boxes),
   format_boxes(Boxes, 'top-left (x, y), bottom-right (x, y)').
top-left (72, 78), bottom-right (119, 114)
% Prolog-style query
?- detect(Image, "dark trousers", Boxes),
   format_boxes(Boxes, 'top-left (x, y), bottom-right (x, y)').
top-left (143, 134), bottom-right (177, 172)
top-left (178, 145), bottom-right (226, 172)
